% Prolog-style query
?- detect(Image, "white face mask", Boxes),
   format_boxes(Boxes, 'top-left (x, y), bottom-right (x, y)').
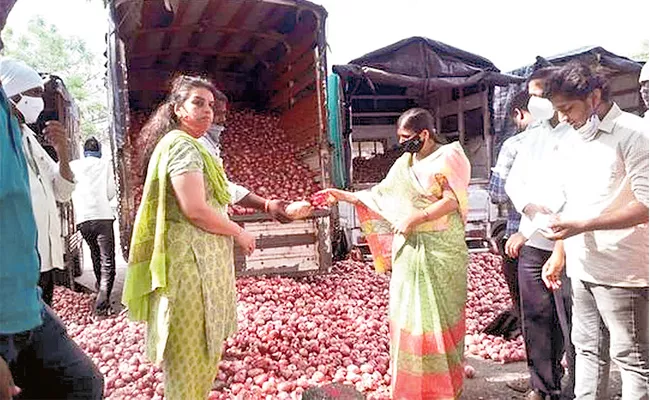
top-left (207, 124), bottom-right (225, 143)
top-left (576, 113), bottom-right (601, 141)
top-left (13, 95), bottom-right (44, 124)
top-left (527, 96), bottom-right (555, 121)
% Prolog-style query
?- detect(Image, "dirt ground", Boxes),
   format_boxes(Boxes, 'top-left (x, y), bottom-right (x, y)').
top-left (462, 355), bottom-right (622, 399)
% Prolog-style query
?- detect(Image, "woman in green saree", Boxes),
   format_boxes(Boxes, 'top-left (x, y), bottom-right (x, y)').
top-left (121, 76), bottom-right (257, 399)
top-left (322, 108), bottom-right (471, 399)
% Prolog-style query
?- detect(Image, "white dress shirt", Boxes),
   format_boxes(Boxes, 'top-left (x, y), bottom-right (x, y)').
top-left (505, 120), bottom-right (572, 251)
top-left (559, 103), bottom-right (649, 287)
top-left (22, 125), bottom-right (75, 272)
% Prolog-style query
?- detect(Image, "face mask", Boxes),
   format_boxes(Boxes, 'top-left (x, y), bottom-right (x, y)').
top-left (84, 150), bottom-right (102, 158)
top-left (527, 96), bottom-right (555, 121)
top-left (400, 134), bottom-right (425, 154)
top-left (576, 113), bottom-right (601, 141)
top-left (576, 96), bottom-right (602, 141)
top-left (207, 124), bottom-right (225, 143)
top-left (13, 95), bottom-right (44, 124)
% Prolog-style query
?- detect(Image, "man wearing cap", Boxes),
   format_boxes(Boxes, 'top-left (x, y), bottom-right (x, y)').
top-left (0, 58), bottom-right (76, 308)
top-left (0, 14), bottom-right (104, 400)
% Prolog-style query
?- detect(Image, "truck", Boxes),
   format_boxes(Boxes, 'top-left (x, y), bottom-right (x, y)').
top-left (328, 37), bottom-right (524, 257)
top-left (106, 0), bottom-right (333, 276)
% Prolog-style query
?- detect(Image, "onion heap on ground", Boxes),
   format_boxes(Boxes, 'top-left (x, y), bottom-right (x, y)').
top-left (52, 254), bottom-right (524, 399)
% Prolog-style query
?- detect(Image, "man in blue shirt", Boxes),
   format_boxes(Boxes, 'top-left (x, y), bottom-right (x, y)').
top-left (0, 5), bottom-right (103, 395)
top-left (488, 89), bottom-right (535, 333)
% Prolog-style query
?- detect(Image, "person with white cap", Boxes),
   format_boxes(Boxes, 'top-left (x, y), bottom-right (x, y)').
top-left (0, 52), bottom-right (104, 400)
top-left (640, 61), bottom-right (649, 119)
top-left (0, 57), bottom-right (75, 307)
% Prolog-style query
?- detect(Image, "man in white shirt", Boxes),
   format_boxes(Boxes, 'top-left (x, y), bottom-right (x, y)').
top-left (505, 67), bottom-right (575, 400)
top-left (70, 137), bottom-right (117, 316)
top-left (0, 58), bottom-right (77, 307)
top-left (640, 61), bottom-right (648, 120)
top-left (543, 62), bottom-right (649, 400)
top-left (197, 91), bottom-right (294, 222)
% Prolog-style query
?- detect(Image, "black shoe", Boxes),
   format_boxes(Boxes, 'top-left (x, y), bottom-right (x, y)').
top-left (94, 291), bottom-right (112, 316)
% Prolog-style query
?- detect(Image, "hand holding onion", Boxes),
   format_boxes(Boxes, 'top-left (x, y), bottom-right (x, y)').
top-left (284, 201), bottom-right (314, 220)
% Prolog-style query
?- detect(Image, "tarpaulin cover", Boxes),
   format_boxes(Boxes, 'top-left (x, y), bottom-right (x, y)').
top-left (332, 37), bottom-right (524, 94)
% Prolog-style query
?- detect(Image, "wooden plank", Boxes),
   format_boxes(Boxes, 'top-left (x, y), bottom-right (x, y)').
top-left (127, 75), bottom-right (244, 92)
top-left (482, 90), bottom-right (492, 169)
top-left (271, 70), bottom-right (317, 111)
top-left (272, 51), bottom-right (315, 91)
top-left (351, 112), bottom-right (402, 118)
top-left (129, 49), bottom-right (249, 60)
top-left (215, 1), bottom-right (258, 52)
top-left (256, 233), bottom-right (318, 248)
top-left (458, 93), bottom-right (465, 146)
top-left (439, 91), bottom-right (484, 117)
top-left (272, 31), bottom-right (316, 74)
top-left (313, 46), bottom-right (330, 188)
top-left (138, 24), bottom-right (287, 44)
top-left (351, 95), bottom-right (418, 100)
top-left (316, 212), bottom-right (332, 274)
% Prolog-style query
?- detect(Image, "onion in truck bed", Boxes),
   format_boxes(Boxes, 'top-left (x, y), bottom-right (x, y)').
top-left (52, 253), bottom-right (523, 399)
top-left (220, 110), bottom-right (322, 212)
top-left (123, 109), bottom-right (322, 217)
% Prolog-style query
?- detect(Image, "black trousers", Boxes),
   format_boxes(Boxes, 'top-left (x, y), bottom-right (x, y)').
top-left (77, 219), bottom-right (116, 311)
top-left (38, 269), bottom-right (56, 307)
top-left (0, 305), bottom-right (104, 399)
top-left (519, 245), bottom-right (574, 400)
top-left (498, 236), bottom-right (521, 318)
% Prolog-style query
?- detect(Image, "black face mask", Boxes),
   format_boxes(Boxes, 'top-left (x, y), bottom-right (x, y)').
top-left (400, 134), bottom-right (425, 154)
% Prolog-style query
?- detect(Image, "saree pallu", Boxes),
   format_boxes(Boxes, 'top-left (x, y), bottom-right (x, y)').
top-left (355, 142), bottom-right (470, 399)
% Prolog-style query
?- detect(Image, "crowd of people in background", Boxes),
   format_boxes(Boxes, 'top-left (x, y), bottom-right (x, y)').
top-left (490, 61), bottom-right (649, 400)
top-left (0, 0), bottom-right (649, 397)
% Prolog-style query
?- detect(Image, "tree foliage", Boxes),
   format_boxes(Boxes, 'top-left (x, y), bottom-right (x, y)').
top-left (2, 16), bottom-right (107, 141)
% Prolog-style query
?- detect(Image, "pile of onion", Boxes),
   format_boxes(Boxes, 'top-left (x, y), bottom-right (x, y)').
top-left (52, 253), bottom-right (523, 399)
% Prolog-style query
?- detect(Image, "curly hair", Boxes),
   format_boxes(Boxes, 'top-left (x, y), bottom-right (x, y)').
top-left (544, 61), bottom-right (611, 102)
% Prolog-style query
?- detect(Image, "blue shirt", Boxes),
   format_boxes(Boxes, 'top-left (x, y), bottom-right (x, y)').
top-left (0, 87), bottom-right (42, 334)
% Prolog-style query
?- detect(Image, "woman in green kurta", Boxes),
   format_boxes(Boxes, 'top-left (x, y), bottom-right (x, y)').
top-left (122, 76), bottom-right (257, 399)
top-left (321, 108), bottom-right (471, 399)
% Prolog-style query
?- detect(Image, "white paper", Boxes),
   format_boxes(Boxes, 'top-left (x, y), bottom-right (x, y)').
top-left (532, 213), bottom-right (555, 235)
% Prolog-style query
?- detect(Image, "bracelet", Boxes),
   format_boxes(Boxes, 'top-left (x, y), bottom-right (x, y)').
top-left (264, 199), bottom-right (271, 213)
top-left (422, 209), bottom-right (430, 219)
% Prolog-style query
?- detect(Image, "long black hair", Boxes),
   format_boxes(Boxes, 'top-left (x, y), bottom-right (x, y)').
top-left (140, 75), bottom-right (224, 146)
top-left (139, 75), bottom-right (225, 178)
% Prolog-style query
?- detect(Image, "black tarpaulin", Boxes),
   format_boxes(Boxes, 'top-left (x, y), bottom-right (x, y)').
top-left (332, 37), bottom-right (524, 92)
